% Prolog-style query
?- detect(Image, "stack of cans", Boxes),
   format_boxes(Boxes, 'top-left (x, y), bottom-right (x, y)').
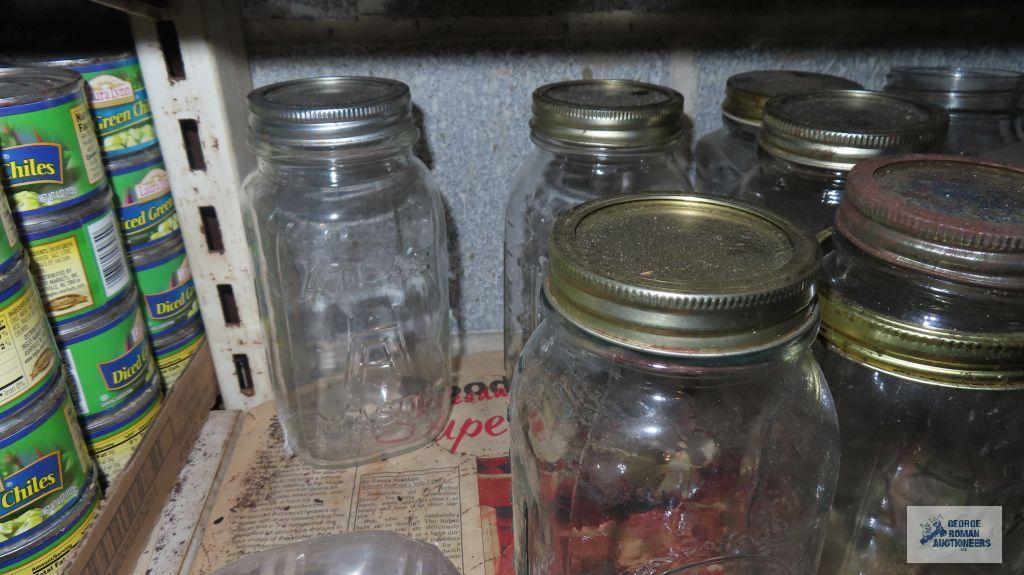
top-left (31, 51), bottom-right (204, 390)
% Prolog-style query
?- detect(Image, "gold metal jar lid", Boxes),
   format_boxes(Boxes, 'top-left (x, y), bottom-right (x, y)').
top-left (759, 90), bottom-right (948, 171)
top-left (544, 193), bottom-right (821, 357)
top-left (722, 70), bottom-right (863, 127)
top-left (530, 80), bottom-right (684, 148)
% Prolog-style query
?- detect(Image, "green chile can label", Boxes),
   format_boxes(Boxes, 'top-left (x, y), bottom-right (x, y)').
top-left (0, 386), bottom-right (92, 546)
top-left (86, 382), bottom-right (161, 481)
top-left (155, 320), bottom-right (204, 388)
top-left (69, 56), bottom-right (156, 158)
top-left (0, 486), bottom-right (98, 575)
top-left (130, 240), bottom-right (196, 331)
top-left (0, 270), bottom-right (61, 418)
top-left (25, 201), bottom-right (131, 322)
top-left (60, 299), bottom-right (154, 417)
top-left (108, 152), bottom-right (177, 246)
top-left (0, 193), bottom-right (21, 275)
top-left (0, 86), bottom-right (106, 216)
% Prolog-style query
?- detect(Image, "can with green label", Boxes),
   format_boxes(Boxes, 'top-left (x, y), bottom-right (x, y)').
top-left (30, 52), bottom-right (157, 159)
top-left (152, 310), bottom-right (204, 389)
top-left (84, 369), bottom-right (162, 485)
top-left (106, 145), bottom-right (178, 247)
top-left (56, 288), bottom-right (155, 418)
top-left (0, 254), bottom-right (61, 420)
top-left (0, 375), bottom-right (94, 549)
top-left (129, 232), bottom-right (197, 331)
top-left (0, 466), bottom-right (98, 575)
top-left (0, 68), bottom-right (107, 217)
top-left (21, 187), bottom-right (131, 324)
top-left (0, 187), bottom-right (21, 276)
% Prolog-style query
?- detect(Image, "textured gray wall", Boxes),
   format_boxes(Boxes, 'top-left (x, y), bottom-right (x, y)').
top-left (242, 3), bottom-right (1024, 333)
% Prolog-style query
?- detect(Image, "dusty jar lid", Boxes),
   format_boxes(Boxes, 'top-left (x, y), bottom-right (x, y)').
top-left (758, 90), bottom-right (948, 171)
top-left (722, 70), bottom-right (863, 127)
top-left (837, 154), bottom-right (1024, 289)
top-left (544, 193), bottom-right (821, 357)
top-left (247, 76), bottom-right (416, 151)
top-left (0, 67), bottom-right (83, 107)
top-left (530, 80), bottom-right (684, 148)
top-left (885, 66), bottom-right (1024, 113)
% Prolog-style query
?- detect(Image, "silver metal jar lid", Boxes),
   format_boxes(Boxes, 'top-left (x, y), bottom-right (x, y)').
top-left (722, 70), bottom-right (863, 127)
top-left (247, 76), bottom-right (416, 151)
top-left (885, 67), bottom-right (1024, 113)
top-left (759, 90), bottom-right (948, 171)
top-left (530, 79), bottom-right (684, 148)
top-left (837, 154), bottom-right (1024, 289)
top-left (544, 193), bottom-right (821, 357)
top-left (0, 67), bottom-right (83, 107)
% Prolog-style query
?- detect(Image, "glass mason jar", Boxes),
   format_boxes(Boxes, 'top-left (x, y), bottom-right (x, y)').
top-left (503, 79), bottom-right (692, 379)
top-left (511, 193), bottom-right (839, 574)
top-left (243, 77), bottom-right (451, 468)
top-left (817, 155), bottom-right (1024, 574)
top-left (884, 66), bottom-right (1024, 158)
top-left (695, 70), bottom-right (862, 197)
top-left (736, 90), bottom-right (947, 238)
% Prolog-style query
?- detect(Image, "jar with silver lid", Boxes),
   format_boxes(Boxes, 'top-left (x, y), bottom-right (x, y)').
top-left (736, 90), bottom-right (947, 237)
top-left (817, 155), bottom-right (1024, 574)
top-left (503, 79), bottom-right (692, 379)
top-left (243, 76), bottom-right (451, 468)
top-left (694, 70), bottom-right (862, 197)
top-left (511, 193), bottom-right (838, 574)
top-left (885, 66), bottom-right (1024, 158)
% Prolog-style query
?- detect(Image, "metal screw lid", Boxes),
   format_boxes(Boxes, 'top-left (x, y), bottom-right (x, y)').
top-left (837, 154), bottom-right (1024, 289)
top-left (544, 193), bottom-right (821, 357)
top-left (722, 70), bottom-right (863, 127)
top-left (0, 67), bottom-right (83, 107)
top-left (530, 80), bottom-right (684, 148)
top-left (247, 76), bottom-right (416, 151)
top-left (885, 66), bottom-right (1024, 113)
top-left (759, 90), bottom-right (948, 171)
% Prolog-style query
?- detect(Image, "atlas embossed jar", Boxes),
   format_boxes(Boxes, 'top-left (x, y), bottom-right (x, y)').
top-left (817, 155), bottom-right (1024, 574)
top-left (736, 90), bottom-right (947, 237)
top-left (694, 70), bottom-right (862, 197)
top-left (511, 193), bottom-right (839, 574)
top-left (244, 76), bottom-right (451, 469)
top-left (503, 79), bottom-right (692, 379)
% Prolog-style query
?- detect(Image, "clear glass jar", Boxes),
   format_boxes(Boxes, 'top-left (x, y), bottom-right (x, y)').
top-left (243, 77), bottom-right (451, 468)
top-left (695, 70), bottom-right (862, 197)
top-left (817, 155), bottom-right (1024, 573)
top-left (736, 90), bottom-right (947, 237)
top-left (511, 194), bottom-right (838, 574)
top-left (503, 80), bottom-right (691, 379)
top-left (885, 66), bottom-right (1024, 157)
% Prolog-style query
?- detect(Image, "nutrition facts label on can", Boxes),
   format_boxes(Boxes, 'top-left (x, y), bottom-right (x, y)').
top-left (70, 102), bottom-right (105, 185)
top-left (0, 285), bottom-right (58, 408)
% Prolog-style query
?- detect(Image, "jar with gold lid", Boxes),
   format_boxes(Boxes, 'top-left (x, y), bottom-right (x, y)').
top-left (503, 80), bottom-right (693, 380)
top-left (695, 70), bottom-right (862, 197)
top-left (736, 90), bottom-right (947, 237)
top-left (511, 193), bottom-right (838, 574)
top-left (817, 155), bottom-right (1024, 574)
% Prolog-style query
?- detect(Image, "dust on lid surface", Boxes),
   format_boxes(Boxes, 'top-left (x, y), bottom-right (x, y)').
top-left (0, 67), bottom-right (82, 107)
top-left (722, 70), bottom-right (863, 125)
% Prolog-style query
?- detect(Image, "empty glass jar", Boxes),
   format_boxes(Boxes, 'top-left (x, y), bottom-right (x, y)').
top-left (885, 66), bottom-right (1024, 158)
top-left (736, 90), bottom-right (947, 238)
top-left (817, 155), bottom-right (1024, 574)
top-left (511, 193), bottom-right (838, 574)
top-left (695, 70), bottom-right (862, 197)
top-left (503, 79), bottom-right (691, 379)
top-left (244, 77), bottom-right (451, 468)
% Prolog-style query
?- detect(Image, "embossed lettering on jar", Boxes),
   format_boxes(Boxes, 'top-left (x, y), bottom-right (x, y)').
top-left (511, 194), bottom-right (839, 574)
top-left (243, 77), bottom-right (451, 468)
top-left (503, 79), bottom-right (692, 379)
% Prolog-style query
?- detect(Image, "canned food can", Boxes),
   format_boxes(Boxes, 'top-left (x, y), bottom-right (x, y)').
top-left (129, 232), bottom-right (196, 331)
top-left (31, 52), bottom-right (156, 158)
top-left (106, 145), bottom-right (178, 247)
top-left (0, 188), bottom-right (22, 276)
top-left (0, 254), bottom-right (61, 419)
top-left (21, 187), bottom-right (131, 323)
top-left (84, 369), bottom-right (161, 484)
top-left (0, 68), bottom-right (106, 216)
top-left (56, 288), bottom-right (155, 417)
top-left (0, 470), bottom-right (98, 575)
top-left (0, 376), bottom-right (94, 548)
top-left (152, 311), bottom-right (204, 389)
